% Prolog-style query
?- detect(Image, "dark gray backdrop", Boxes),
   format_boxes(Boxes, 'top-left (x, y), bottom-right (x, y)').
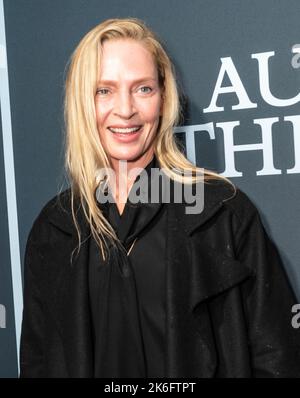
top-left (1, 0), bottom-right (300, 377)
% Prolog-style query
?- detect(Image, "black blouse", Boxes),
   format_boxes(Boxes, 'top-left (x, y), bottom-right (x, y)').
top-left (88, 155), bottom-right (167, 378)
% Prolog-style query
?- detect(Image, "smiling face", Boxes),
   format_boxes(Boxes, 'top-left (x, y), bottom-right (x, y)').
top-left (95, 39), bottom-right (163, 171)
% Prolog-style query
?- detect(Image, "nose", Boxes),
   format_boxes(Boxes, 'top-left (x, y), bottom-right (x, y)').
top-left (113, 90), bottom-right (136, 119)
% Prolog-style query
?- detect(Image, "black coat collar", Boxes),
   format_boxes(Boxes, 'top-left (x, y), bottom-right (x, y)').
top-left (45, 177), bottom-right (236, 239)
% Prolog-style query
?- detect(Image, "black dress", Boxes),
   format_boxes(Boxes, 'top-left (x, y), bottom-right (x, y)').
top-left (88, 155), bottom-right (167, 378)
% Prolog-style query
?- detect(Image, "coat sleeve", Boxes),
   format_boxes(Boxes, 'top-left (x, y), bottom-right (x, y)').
top-left (232, 190), bottom-right (300, 377)
top-left (19, 217), bottom-right (46, 378)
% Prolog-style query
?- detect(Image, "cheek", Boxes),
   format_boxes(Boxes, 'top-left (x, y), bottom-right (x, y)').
top-left (95, 101), bottom-right (111, 128)
top-left (140, 98), bottom-right (162, 123)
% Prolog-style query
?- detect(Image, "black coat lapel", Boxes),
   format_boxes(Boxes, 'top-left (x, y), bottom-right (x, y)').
top-left (56, 234), bottom-right (93, 378)
top-left (45, 192), bottom-right (94, 377)
top-left (165, 201), bottom-right (218, 377)
top-left (164, 181), bottom-right (252, 377)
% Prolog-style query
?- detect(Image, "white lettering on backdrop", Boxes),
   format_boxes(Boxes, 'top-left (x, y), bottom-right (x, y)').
top-left (176, 48), bottom-right (300, 177)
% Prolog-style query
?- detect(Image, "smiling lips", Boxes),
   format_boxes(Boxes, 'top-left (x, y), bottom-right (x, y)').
top-left (108, 125), bottom-right (142, 134)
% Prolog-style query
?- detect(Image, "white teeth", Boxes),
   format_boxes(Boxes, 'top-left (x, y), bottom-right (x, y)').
top-left (109, 126), bottom-right (141, 133)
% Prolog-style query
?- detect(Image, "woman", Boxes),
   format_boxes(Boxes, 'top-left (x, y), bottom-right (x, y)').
top-left (20, 18), bottom-right (300, 378)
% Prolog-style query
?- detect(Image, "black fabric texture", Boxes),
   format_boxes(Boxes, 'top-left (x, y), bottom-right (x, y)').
top-left (88, 155), bottom-right (166, 377)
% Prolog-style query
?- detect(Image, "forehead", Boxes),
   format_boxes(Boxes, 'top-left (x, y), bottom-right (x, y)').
top-left (99, 39), bottom-right (158, 81)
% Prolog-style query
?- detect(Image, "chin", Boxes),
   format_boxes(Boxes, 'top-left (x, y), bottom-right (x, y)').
top-left (110, 149), bottom-right (145, 163)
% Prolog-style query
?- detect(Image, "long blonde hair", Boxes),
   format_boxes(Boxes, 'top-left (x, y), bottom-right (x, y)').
top-left (63, 17), bottom-right (235, 261)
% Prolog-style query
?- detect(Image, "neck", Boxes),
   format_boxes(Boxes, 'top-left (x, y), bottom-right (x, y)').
top-left (110, 151), bottom-right (155, 203)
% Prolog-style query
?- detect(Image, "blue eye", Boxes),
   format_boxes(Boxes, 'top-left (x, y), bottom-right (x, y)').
top-left (139, 86), bottom-right (152, 93)
top-left (96, 88), bottom-right (110, 95)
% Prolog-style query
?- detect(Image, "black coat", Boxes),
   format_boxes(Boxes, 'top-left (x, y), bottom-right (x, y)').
top-left (20, 180), bottom-right (300, 378)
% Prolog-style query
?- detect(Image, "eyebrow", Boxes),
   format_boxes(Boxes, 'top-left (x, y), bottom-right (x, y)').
top-left (97, 77), bottom-right (157, 86)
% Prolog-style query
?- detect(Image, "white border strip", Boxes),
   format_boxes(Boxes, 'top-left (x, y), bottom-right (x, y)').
top-left (0, 0), bottom-right (23, 375)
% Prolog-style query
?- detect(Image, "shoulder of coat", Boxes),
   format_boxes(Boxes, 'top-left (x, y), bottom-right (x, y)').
top-left (219, 183), bottom-right (260, 224)
top-left (200, 178), bottom-right (260, 222)
top-left (30, 187), bottom-right (75, 235)
top-left (39, 187), bottom-right (72, 218)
